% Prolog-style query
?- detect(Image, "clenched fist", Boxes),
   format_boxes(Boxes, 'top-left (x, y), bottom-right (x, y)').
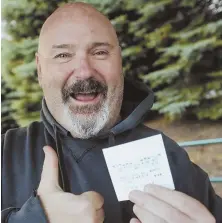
top-left (37, 146), bottom-right (105, 223)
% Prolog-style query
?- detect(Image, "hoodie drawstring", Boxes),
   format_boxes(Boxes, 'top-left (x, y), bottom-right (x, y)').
top-left (48, 125), bottom-right (116, 193)
top-left (53, 125), bottom-right (70, 192)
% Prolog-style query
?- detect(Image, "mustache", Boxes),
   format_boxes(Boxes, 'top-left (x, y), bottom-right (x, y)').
top-left (62, 78), bottom-right (108, 103)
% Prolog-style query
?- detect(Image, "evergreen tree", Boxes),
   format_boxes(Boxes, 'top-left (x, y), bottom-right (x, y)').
top-left (2, 0), bottom-right (222, 132)
top-left (1, 80), bottom-right (18, 133)
top-left (111, 0), bottom-right (222, 120)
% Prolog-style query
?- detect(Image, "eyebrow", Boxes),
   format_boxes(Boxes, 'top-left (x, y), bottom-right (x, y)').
top-left (90, 42), bottom-right (114, 49)
top-left (51, 42), bottom-right (114, 50)
top-left (52, 44), bottom-right (75, 49)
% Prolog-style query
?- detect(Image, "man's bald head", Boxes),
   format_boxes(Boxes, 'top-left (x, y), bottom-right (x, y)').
top-left (36, 2), bottom-right (123, 139)
top-left (38, 2), bottom-right (119, 53)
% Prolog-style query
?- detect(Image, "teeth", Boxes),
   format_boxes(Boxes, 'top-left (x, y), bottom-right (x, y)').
top-left (70, 92), bottom-right (100, 99)
top-left (77, 92), bottom-right (98, 95)
top-left (77, 93), bottom-right (96, 96)
top-left (71, 92), bottom-right (98, 100)
top-left (75, 92), bottom-right (98, 101)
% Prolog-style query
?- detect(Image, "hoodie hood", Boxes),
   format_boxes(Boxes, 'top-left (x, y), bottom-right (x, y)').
top-left (41, 78), bottom-right (154, 139)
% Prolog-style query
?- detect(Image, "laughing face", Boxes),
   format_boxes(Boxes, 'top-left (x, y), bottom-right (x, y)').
top-left (36, 3), bottom-right (124, 138)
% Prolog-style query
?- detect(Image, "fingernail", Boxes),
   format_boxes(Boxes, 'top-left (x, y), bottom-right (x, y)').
top-left (144, 183), bottom-right (157, 193)
top-left (130, 218), bottom-right (140, 223)
top-left (144, 184), bottom-right (151, 192)
top-left (128, 190), bottom-right (141, 201)
top-left (43, 146), bottom-right (48, 154)
top-left (128, 190), bottom-right (136, 199)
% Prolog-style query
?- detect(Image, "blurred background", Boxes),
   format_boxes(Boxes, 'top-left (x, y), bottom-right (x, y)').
top-left (1, 0), bottom-right (222, 195)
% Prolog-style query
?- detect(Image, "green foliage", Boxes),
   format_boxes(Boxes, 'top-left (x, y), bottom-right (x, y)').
top-left (2, 0), bottom-right (222, 131)
top-left (1, 80), bottom-right (19, 133)
top-left (2, 37), bottom-right (42, 126)
top-left (117, 0), bottom-right (222, 121)
top-left (195, 99), bottom-right (222, 120)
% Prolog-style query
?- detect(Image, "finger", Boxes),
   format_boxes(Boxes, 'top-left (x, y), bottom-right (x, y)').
top-left (39, 146), bottom-right (61, 192)
top-left (129, 217), bottom-right (141, 223)
top-left (133, 204), bottom-right (166, 223)
top-left (129, 190), bottom-right (191, 223)
top-left (144, 184), bottom-right (212, 220)
top-left (82, 191), bottom-right (104, 210)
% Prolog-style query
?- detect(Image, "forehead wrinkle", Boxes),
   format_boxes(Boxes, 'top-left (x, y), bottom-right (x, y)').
top-left (38, 2), bottom-right (118, 54)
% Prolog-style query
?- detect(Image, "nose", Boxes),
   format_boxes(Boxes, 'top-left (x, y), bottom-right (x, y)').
top-left (75, 57), bottom-right (94, 80)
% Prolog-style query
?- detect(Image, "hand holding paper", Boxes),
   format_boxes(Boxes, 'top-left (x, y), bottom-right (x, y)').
top-left (129, 184), bottom-right (215, 223)
top-left (103, 134), bottom-right (215, 223)
top-left (103, 134), bottom-right (175, 201)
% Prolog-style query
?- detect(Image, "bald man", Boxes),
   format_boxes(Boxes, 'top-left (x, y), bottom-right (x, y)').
top-left (2, 2), bottom-right (222, 223)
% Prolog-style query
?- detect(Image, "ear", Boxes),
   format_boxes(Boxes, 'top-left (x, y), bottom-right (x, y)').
top-left (35, 52), bottom-right (43, 87)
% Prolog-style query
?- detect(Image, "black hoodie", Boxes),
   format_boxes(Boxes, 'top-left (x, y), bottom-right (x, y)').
top-left (2, 79), bottom-right (222, 222)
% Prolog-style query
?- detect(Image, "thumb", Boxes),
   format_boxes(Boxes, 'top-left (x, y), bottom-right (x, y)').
top-left (39, 146), bottom-right (61, 192)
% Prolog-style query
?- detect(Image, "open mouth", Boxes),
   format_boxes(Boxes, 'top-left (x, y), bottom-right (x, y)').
top-left (70, 92), bottom-right (101, 102)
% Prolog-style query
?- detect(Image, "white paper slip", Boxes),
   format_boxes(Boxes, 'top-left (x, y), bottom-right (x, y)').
top-left (103, 134), bottom-right (175, 201)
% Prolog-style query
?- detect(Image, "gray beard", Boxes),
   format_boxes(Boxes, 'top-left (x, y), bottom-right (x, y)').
top-left (63, 85), bottom-right (123, 139)
top-left (64, 98), bottom-right (110, 139)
